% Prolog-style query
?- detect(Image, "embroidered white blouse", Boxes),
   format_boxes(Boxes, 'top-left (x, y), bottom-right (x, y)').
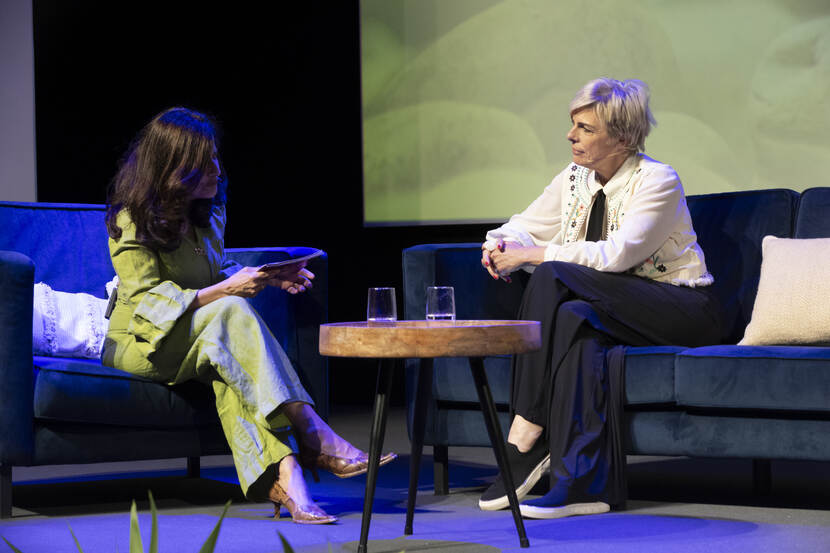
top-left (484, 153), bottom-right (714, 287)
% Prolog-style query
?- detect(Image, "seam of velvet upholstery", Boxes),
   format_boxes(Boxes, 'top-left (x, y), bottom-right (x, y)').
top-left (793, 187), bottom-right (830, 239)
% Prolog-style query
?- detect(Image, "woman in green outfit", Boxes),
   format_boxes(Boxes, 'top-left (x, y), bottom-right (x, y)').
top-left (102, 107), bottom-right (394, 524)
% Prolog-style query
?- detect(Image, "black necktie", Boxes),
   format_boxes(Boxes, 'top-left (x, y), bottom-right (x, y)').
top-left (586, 189), bottom-right (606, 242)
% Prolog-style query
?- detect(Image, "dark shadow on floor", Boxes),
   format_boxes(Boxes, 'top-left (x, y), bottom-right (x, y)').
top-left (627, 457), bottom-right (830, 510)
top-left (11, 473), bottom-right (246, 517)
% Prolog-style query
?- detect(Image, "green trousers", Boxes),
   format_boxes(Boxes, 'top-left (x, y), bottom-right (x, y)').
top-left (152, 296), bottom-right (314, 499)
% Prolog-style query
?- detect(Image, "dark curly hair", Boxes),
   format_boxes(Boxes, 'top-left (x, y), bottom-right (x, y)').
top-left (105, 107), bottom-right (227, 251)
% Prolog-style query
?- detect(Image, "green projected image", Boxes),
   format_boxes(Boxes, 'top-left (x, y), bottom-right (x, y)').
top-left (360, 0), bottom-right (830, 225)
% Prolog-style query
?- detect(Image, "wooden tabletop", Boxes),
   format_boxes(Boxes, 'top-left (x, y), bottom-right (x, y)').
top-left (319, 320), bottom-right (541, 359)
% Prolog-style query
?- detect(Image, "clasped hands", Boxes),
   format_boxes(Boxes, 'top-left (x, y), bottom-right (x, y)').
top-left (481, 239), bottom-right (545, 282)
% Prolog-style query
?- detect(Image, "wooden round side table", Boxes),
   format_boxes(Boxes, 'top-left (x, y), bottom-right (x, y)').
top-left (320, 320), bottom-right (541, 552)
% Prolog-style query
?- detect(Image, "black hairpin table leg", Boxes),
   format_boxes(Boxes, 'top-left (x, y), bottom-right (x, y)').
top-left (405, 357), bottom-right (433, 535)
top-left (469, 356), bottom-right (530, 548)
top-left (358, 359), bottom-right (395, 553)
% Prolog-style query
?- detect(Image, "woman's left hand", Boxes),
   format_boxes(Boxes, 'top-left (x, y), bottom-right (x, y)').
top-left (488, 240), bottom-right (546, 277)
top-left (265, 266), bottom-right (315, 295)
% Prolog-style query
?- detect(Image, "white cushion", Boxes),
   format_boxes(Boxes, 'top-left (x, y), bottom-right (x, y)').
top-left (33, 283), bottom-right (110, 359)
top-left (739, 236), bottom-right (830, 346)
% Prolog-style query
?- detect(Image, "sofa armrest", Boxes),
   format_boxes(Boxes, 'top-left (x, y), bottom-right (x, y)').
top-left (402, 244), bottom-right (526, 446)
top-left (225, 247), bottom-right (329, 420)
top-left (0, 251), bottom-right (35, 464)
top-left (402, 243), bottom-right (527, 321)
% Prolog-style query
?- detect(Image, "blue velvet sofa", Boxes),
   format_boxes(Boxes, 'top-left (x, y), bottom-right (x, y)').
top-left (0, 201), bottom-right (329, 518)
top-left (403, 187), bottom-right (830, 495)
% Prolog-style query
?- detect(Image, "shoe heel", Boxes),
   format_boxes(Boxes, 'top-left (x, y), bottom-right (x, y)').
top-left (268, 478), bottom-right (337, 524)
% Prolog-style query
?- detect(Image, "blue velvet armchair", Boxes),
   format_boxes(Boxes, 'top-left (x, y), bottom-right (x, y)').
top-left (0, 201), bottom-right (329, 518)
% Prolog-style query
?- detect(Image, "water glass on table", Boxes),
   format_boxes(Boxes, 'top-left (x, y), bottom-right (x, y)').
top-left (425, 286), bottom-right (455, 321)
top-left (367, 287), bottom-right (397, 322)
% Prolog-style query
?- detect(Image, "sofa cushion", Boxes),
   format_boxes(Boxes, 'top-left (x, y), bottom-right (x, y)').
top-left (739, 236), bottom-right (830, 346)
top-left (424, 346), bottom-right (683, 407)
top-left (33, 356), bottom-right (220, 428)
top-left (687, 189), bottom-right (798, 344)
top-left (32, 282), bottom-right (110, 359)
top-left (675, 345), bottom-right (830, 412)
top-left (624, 346), bottom-right (686, 405)
top-left (0, 202), bottom-right (113, 296)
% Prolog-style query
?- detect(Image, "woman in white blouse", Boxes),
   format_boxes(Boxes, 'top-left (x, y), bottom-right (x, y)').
top-left (479, 78), bottom-right (723, 519)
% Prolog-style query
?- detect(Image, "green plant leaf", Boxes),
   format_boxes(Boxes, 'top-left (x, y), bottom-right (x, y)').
top-left (278, 532), bottom-right (295, 553)
top-left (67, 523), bottom-right (85, 553)
top-left (129, 500), bottom-right (144, 553)
top-left (147, 491), bottom-right (158, 553)
top-left (1, 536), bottom-right (24, 553)
top-left (197, 500), bottom-right (231, 553)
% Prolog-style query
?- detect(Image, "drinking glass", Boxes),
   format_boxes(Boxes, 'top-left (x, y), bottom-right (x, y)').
top-left (425, 286), bottom-right (455, 321)
top-left (367, 287), bottom-right (397, 322)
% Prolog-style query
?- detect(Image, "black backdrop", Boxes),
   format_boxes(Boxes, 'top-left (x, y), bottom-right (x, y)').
top-left (32, 0), bottom-right (493, 408)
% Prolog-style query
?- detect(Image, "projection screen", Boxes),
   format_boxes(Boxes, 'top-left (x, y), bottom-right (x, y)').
top-left (361, 0), bottom-right (830, 225)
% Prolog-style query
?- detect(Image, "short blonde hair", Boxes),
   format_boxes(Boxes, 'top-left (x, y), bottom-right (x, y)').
top-left (569, 78), bottom-right (656, 152)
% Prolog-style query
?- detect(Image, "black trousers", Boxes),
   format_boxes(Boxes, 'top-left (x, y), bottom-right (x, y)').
top-left (512, 261), bottom-right (724, 507)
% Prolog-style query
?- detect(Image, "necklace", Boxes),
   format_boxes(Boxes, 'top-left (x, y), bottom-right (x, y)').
top-left (184, 224), bottom-right (206, 255)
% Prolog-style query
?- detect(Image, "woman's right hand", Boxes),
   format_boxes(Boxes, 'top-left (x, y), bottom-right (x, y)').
top-left (189, 266), bottom-right (271, 311)
top-left (220, 266), bottom-right (272, 297)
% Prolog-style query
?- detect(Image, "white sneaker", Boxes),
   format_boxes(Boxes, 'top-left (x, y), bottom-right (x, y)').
top-left (478, 445), bottom-right (550, 511)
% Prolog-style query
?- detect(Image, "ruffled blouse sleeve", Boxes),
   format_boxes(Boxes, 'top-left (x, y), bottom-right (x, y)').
top-left (109, 213), bottom-right (198, 350)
